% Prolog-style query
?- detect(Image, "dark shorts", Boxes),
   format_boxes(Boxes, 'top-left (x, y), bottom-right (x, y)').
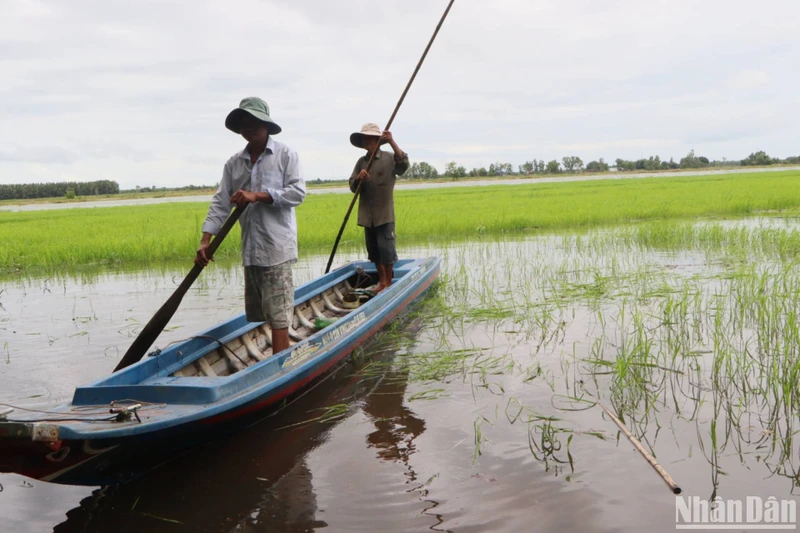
top-left (244, 262), bottom-right (294, 329)
top-left (364, 222), bottom-right (398, 265)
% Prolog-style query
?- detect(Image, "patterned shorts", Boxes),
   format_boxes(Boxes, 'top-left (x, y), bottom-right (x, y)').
top-left (244, 262), bottom-right (294, 329)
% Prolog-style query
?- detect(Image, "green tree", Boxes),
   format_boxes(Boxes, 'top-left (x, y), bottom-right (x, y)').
top-left (418, 162), bottom-right (439, 179)
top-left (615, 158), bottom-right (636, 172)
top-left (585, 158), bottom-right (609, 172)
top-left (444, 161), bottom-right (467, 178)
top-left (679, 150), bottom-right (709, 169)
top-left (407, 162), bottom-right (421, 179)
top-left (0, 180), bottom-right (120, 201)
top-left (562, 156), bottom-right (584, 173)
top-left (468, 167), bottom-right (488, 177)
top-left (741, 151), bottom-right (775, 166)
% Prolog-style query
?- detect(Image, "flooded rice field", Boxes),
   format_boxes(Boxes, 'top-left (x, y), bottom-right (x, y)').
top-left (3, 218), bottom-right (800, 532)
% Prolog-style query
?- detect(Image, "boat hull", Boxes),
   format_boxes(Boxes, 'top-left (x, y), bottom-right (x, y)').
top-left (0, 258), bottom-right (440, 485)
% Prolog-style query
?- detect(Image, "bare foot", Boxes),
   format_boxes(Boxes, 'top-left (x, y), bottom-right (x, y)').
top-left (374, 281), bottom-right (393, 294)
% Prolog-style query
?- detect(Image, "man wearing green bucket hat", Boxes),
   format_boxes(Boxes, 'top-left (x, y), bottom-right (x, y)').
top-left (348, 123), bottom-right (409, 293)
top-left (196, 97), bottom-right (306, 354)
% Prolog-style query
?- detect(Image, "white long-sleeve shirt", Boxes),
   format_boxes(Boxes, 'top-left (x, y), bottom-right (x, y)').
top-left (202, 137), bottom-right (306, 267)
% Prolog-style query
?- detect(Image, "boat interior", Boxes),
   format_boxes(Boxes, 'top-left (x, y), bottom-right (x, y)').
top-left (170, 268), bottom-right (380, 378)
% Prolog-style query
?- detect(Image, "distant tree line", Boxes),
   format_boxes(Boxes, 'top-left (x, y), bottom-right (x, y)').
top-left (406, 161), bottom-right (441, 179)
top-left (398, 150), bottom-right (800, 180)
top-left (740, 151), bottom-right (800, 166)
top-left (6, 150), bottom-right (799, 195)
top-left (404, 156), bottom-right (612, 178)
top-left (0, 180), bottom-right (119, 200)
top-left (120, 184), bottom-right (217, 193)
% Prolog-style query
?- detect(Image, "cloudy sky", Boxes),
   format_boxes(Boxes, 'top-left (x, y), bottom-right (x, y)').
top-left (1, 0), bottom-right (798, 189)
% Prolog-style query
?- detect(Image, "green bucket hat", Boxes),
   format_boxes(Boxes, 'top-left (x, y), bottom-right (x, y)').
top-left (225, 97), bottom-right (282, 135)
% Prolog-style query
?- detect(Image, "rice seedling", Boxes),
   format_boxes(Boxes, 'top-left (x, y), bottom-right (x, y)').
top-left (3, 169), bottom-right (800, 274)
top-left (473, 416), bottom-right (492, 462)
top-left (360, 217), bottom-right (800, 491)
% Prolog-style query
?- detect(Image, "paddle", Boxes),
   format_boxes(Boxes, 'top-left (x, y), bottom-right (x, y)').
top-left (324, 0), bottom-right (456, 274)
top-left (113, 206), bottom-right (245, 372)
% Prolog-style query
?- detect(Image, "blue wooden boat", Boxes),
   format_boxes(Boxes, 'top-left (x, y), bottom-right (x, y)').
top-left (0, 257), bottom-right (440, 485)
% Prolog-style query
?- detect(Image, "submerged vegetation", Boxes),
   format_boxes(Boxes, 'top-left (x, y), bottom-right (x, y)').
top-left (2, 169), bottom-right (800, 273)
top-left (342, 218), bottom-right (800, 491)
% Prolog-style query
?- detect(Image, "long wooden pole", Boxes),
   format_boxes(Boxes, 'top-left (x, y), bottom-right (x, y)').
top-left (324, 0), bottom-right (457, 274)
top-left (113, 207), bottom-right (245, 372)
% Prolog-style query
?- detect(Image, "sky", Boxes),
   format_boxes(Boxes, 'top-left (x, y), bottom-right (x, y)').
top-left (1, 0), bottom-right (798, 189)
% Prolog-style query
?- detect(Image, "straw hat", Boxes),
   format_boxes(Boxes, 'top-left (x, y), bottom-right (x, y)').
top-left (350, 122), bottom-right (386, 149)
top-left (225, 97), bottom-right (282, 135)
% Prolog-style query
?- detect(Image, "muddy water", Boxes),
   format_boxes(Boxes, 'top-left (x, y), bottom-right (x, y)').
top-left (1, 231), bottom-right (799, 532)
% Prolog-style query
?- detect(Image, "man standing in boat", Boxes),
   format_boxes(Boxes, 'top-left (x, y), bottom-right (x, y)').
top-left (196, 97), bottom-right (306, 354)
top-left (348, 123), bottom-right (409, 293)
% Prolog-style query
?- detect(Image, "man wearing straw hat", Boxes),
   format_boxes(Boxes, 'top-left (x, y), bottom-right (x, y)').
top-left (348, 123), bottom-right (409, 293)
top-left (196, 97), bottom-right (306, 354)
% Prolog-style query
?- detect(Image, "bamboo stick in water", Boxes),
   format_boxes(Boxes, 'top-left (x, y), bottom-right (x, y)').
top-left (599, 401), bottom-right (682, 495)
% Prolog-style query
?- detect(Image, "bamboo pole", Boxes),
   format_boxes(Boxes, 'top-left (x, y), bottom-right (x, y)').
top-left (599, 401), bottom-right (682, 495)
top-left (324, 0), bottom-right (457, 274)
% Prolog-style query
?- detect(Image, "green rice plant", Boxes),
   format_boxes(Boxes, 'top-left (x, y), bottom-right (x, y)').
top-left (473, 416), bottom-right (492, 462)
top-left (4, 169), bottom-right (800, 273)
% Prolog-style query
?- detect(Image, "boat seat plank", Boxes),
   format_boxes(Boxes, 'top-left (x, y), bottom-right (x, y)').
top-left (242, 334), bottom-right (265, 362)
top-left (211, 353), bottom-right (231, 376)
top-left (322, 292), bottom-right (346, 314)
top-left (222, 347), bottom-right (247, 372)
top-left (333, 286), bottom-right (345, 302)
top-left (295, 307), bottom-right (315, 329)
top-left (197, 357), bottom-right (217, 377)
top-left (310, 299), bottom-right (326, 318)
top-left (260, 325), bottom-right (273, 345)
top-left (289, 327), bottom-right (303, 341)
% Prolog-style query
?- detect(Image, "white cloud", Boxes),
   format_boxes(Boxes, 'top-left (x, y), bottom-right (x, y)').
top-left (0, 0), bottom-right (799, 188)
top-left (724, 70), bottom-right (771, 92)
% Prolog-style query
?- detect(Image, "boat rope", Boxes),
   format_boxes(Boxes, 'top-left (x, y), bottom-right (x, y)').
top-left (0, 402), bottom-right (110, 417)
top-left (75, 399), bottom-right (166, 412)
top-left (192, 335), bottom-right (251, 368)
top-left (0, 400), bottom-right (167, 423)
top-left (1, 414), bottom-right (120, 423)
top-left (149, 334), bottom-right (251, 368)
top-left (0, 400), bottom-right (165, 415)
top-left (353, 266), bottom-right (374, 289)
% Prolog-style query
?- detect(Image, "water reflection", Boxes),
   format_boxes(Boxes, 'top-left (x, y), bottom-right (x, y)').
top-left (51, 318), bottom-right (427, 532)
top-left (364, 370), bottom-right (426, 466)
